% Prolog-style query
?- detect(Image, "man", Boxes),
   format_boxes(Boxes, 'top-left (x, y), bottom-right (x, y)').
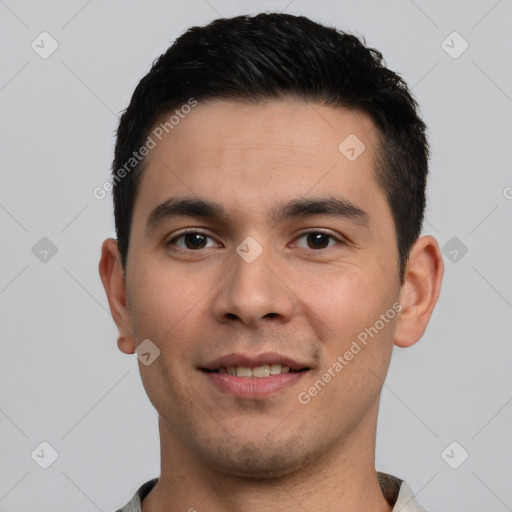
top-left (99, 12), bottom-right (444, 512)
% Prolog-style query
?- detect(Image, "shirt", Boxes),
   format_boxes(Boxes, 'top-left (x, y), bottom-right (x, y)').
top-left (115, 472), bottom-right (428, 511)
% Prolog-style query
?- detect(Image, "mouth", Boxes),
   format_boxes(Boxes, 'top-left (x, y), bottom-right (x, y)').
top-left (201, 364), bottom-right (309, 377)
top-left (200, 353), bottom-right (312, 398)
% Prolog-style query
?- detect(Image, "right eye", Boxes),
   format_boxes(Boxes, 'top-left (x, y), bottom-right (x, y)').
top-left (167, 230), bottom-right (221, 251)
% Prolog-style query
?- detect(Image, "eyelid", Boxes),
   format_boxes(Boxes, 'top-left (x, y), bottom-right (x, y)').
top-left (293, 228), bottom-right (344, 240)
top-left (170, 227), bottom-right (211, 238)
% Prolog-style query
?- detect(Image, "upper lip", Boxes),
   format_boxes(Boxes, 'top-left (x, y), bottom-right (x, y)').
top-left (201, 352), bottom-right (311, 371)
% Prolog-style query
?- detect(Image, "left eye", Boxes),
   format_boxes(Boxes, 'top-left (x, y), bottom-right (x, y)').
top-left (168, 230), bottom-right (341, 251)
top-left (293, 231), bottom-right (340, 250)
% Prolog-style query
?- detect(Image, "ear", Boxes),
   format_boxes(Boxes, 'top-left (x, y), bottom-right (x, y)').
top-left (98, 238), bottom-right (135, 354)
top-left (394, 235), bottom-right (444, 348)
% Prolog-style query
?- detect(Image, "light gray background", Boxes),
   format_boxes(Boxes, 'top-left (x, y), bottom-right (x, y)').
top-left (1, 0), bottom-right (511, 511)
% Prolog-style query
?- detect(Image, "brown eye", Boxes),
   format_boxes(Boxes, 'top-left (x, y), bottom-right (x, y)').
top-left (294, 231), bottom-right (340, 250)
top-left (183, 233), bottom-right (208, 249)
top-left (169, 231), bottom-right (216, 250)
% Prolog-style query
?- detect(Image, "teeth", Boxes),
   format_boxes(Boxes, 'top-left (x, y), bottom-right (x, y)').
top-left (269, 364), bottom-right (281, 374)
top-left (218, 364), bottom-right (296, 377)
top-left (235, 366), bottom-right (252, 377)
top-left (252, 364), bottom-right (270, 377)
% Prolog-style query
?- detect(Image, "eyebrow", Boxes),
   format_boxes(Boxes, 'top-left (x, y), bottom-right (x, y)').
top-left (145, 195), bottom-right (370, 233)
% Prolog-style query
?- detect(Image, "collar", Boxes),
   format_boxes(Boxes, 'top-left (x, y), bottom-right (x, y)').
top-left (117, 473), bottom-right (427, 512)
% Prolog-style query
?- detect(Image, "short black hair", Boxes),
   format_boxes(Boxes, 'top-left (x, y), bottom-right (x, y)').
top-left (112, 12), bottom-right (429, 283)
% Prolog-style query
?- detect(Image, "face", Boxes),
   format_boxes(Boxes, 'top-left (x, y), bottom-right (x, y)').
top-left (113, 99), bottom-right (406, 477)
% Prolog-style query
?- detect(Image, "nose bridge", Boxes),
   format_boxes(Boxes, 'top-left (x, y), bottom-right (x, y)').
top-left (212, 235), bottom-right (294, 326)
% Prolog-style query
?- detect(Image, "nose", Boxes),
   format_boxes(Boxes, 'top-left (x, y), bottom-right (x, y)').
top-left (211, 238), bottom-right (296, 328)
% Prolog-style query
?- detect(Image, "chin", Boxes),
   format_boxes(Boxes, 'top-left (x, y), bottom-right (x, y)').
top-left (200, 435), bottom-right (320, 480)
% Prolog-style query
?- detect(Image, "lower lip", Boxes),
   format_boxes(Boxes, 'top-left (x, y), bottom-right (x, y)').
top-left (203, 371), bottom-right (308, 398)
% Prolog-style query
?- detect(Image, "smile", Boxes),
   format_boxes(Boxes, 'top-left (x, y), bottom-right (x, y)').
top-left (203, 363), bottom-right (308, 378)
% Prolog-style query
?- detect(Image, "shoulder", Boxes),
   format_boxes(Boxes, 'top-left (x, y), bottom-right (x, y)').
top-left (114, 478), bottom-right (159, 512)
top-left (378, 472), bottom-right (430, 512)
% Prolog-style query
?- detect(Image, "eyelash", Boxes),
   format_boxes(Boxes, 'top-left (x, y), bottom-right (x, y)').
top-left (167, 229), bottom-right (345, 251)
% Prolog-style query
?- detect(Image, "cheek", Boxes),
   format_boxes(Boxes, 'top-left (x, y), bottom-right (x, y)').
top-left (128, 261), bottom-right (219, 368)
top-left (127, 261), bottom-right (191, 341)
top-left (315, 264), bottom-right (398, 390)
top-left (321, 269), bottom-right (391, 332)
top-left (306, 272), bottom-right (397, 421)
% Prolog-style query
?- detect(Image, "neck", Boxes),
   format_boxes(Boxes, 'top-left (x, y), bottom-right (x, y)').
top-left (143, 407), bottom-right (391, 512)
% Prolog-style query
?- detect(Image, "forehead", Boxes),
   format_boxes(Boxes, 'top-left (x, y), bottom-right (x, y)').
top-left (132, 98), bottom-right (390, 231)
top-left (148, 98), bottom-right (379, 167)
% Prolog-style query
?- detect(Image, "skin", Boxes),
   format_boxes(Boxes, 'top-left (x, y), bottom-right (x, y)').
top-left (99, 98), bottom-right (443, 512)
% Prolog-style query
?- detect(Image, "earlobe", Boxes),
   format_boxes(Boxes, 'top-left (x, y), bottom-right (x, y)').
top-left (98, 238), bottom-right (135, 354)
top-left (394, 235), bottom-right (444, 348)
